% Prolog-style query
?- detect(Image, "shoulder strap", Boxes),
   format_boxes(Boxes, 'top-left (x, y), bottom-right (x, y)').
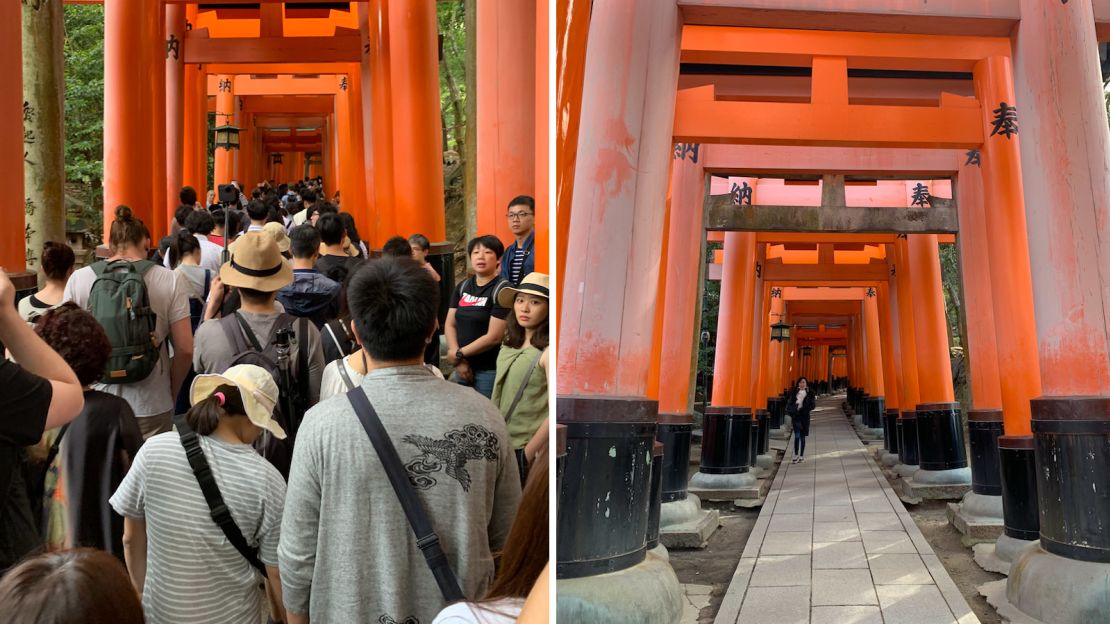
top-left (504, 351), bottom-right (544, 427)
top-left (41, 424), bottom-right (71, 488)
top-left (346, 388), bottom-right (464, 603)
top-left (323, 322), bottom-right (345, 357)
top-left (173, 414), bottom-right (267, 576)
top-left (219, 314), bottom-right (250, 356)
top-left (233, 312), bottom-right (265, 352)
top-left (297, 317), bottom-right (309, 378)
top-left (89, 260), bottom-right (108, 277)
top-left (132, 259), bottom-right (156, 276)
top-left (202, 270), bottom-right (212, 300)
top-left (336, 358), bottom-right (357, 391)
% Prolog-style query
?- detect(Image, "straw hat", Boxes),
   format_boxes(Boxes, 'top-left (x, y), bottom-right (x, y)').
top-left (497, 272), bottom-right (550, 308)
top-left (262, 221), bottom-right (291, 253)
top-left (221, 231), bottom-right (293, 292)
top-left (190, 364), bottom-right (287, 439)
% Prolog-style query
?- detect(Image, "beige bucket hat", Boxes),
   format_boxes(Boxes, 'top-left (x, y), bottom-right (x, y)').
top-left (221, 231), bottom-right (293, 292)
top-left (190, 364), bottom-right (287, 439)
top-left (497, 272), bottom-right (550, 308)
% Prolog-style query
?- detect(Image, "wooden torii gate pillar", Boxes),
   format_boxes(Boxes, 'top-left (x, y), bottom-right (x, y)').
top-left (985, 3), bottom-right (1110, 621)
top-left (555, 1), bottom-right (684, 622)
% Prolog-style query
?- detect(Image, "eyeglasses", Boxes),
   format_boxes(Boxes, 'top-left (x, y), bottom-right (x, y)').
top-left (507, 212), bottom-right (534, 220)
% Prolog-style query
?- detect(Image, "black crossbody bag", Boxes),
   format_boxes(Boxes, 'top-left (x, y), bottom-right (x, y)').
top-left (345, 387), bottom-right (465, 603)
top-left (173, 413), bottom-right (267, 576)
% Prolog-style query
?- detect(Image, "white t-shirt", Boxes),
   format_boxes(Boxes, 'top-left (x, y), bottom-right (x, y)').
top-left (64, 261), bottom-right (190, 418)
top-left (432, 598), bottom-right (525, 624)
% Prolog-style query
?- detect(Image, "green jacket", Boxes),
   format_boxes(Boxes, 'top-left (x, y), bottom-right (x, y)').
top-left (492, 345), bottom-right (547, 448)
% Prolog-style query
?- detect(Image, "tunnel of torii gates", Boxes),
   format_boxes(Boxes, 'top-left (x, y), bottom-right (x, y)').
top-left (556, 3), bottom-right (1110, 623)
top-left (0, 0), bottom-right (548, 276)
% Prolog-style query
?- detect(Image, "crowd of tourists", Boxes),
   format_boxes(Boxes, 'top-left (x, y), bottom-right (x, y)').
top-left (0, 182), bottom-right (548, 624)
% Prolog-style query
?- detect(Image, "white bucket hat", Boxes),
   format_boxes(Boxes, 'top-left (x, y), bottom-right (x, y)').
top-left (190, 364), bottom-right (287, 439)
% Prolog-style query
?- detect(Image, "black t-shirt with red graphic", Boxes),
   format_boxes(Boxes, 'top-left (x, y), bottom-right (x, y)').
top-left (450, 275), bottom-right (510, 372)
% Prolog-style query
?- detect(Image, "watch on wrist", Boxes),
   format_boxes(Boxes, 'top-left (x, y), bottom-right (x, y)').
top-left (456, 349), bottom-right (466, 362)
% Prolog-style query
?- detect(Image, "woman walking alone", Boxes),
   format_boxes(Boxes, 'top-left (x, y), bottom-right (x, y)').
top-left (786, 377), bottom-right (816, 463)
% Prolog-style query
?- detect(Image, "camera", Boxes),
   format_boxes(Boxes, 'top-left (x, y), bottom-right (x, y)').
top-left (218, 184), bottom-right (239, 204)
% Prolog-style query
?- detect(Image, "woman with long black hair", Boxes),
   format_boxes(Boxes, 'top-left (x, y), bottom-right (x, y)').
top-left (786, 376), bottom-right (816, 463)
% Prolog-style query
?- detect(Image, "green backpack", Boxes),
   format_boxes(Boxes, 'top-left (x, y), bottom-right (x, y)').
top-left (88, 260), bottom-right (161, 384)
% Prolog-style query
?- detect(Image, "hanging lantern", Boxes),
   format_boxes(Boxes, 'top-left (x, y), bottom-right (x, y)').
top-left (272, 152), bottom-right (284, 165)
top-left (770, 320), bottom-right (792, 342)
top-left (214, 123), bottom-right (241, 150)
top-left (801, 346), bottom-right (814, 356)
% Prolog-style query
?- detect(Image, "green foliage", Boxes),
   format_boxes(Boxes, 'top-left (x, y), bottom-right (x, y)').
top-left (62, 4), bottom-right (104, 235)
top-left (695, 242), bottom-right (723, 408)
top-left (437, 0), bottom-right (467, 154)
top-left (938, 242), bottom-right (962, 348)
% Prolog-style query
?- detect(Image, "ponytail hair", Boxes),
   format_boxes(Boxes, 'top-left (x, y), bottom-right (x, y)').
top-left (167, 229), bottom-right (201, 268)
top-left (109, 205), bottom-right (147, 251)
top-left (185, 384), bottom-right (248, 436)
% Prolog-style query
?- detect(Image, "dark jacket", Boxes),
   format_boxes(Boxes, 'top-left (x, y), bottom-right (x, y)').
top-left (786, 388), bottom-right (816, 435)
top-left (277, 269), bottom-right (341, 329)
top-left (500, 231), bottom-right (535, 285)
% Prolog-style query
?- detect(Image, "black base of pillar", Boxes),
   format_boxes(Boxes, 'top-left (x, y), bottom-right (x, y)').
top-left (657, 417), bottom-right (692, 504)
top-left (756, 409), bottom-right (770, 456)
top-left (998, 435), bottom-right (1039, 542)
top-left (645, 441), bottom-right (664, 551)
top-left (1031, 397), bottom-right (1110, 563)
top-left (865, 396), bottom-right (885, 429)
top-left (768, 398), bottom-right (785, 430)
top-left (915, 402), bottom-right (968, 471)
top-left (700, 407), bottom-right (753, 474)
top-left (884, 408), bottom-right (900, 453)
top-left (898, 411), bottom-right (919, 466)
top-left (968, 409), bottom-right (1004, 496)
top-left (557, 396), bottom-right (658, 579)
top-left (749, 417), bottom-right (760, 468)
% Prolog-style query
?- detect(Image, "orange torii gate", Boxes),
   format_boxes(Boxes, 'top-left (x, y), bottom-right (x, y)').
top-left (555, 4), bottom-right (1106, 621)
top-left (0, 0), bottom-right (547, 265)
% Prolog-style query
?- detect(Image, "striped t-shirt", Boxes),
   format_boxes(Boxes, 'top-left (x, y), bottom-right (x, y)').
top-left (110, 432), bottom-right (286, 624)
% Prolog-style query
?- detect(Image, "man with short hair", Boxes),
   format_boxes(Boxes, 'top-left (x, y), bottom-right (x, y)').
top-left (246, 199), bottom-right (269, 233)
top-left (500, 196), bottom-right (535, 286)
top-left (290, 188), bottom-right (317, 227)
top-left (278, 257), bottom-right (521, 624)
top-left (313, 213), bottom-right (363, 282)
top-left (194, 232), bottom-right (325, 408)
top-left (184, 210), bottom-right (224, 272)
top-left (277, 226), bottom-right (340, 328)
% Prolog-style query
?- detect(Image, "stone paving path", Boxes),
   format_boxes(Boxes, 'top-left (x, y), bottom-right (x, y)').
top-left (713, 396), bottom-right (980, 624)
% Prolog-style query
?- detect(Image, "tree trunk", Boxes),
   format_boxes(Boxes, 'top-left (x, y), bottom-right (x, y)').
top-left (442, 26), bottom-right (466, 152)
top-left (463, 0), bottom-right (477, 247)
top-left (22, 0), bottom-right (65, 281)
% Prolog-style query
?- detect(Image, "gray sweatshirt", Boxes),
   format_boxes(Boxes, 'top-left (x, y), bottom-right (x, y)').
top-left (278, 365), bottom-right (522, 624)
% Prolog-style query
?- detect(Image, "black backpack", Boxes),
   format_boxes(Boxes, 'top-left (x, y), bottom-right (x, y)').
top-left (218, 312), bottom-right (309, 479)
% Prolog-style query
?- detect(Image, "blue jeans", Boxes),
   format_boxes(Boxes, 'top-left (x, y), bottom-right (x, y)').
top-left (457, 368), bottom-right (496, 399)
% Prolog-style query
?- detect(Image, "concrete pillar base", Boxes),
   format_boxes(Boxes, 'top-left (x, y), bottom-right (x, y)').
top-left (881, 452), bottom-right (900, 467)
top-left (755, 454), bottom-right (774, 471)
top-left (972, 533), bottom-right (1037, 576)
top-left (946, 492), bottom-right (1004, 543)
top-left (689, 470), bottom-right (756, 491)
top-left (894, 463), bottom-right (919, 479)
top-left (660, 495), bottom-right (702, 527)
top-left (648, 543), bottom-right (669, 563)
top-left (912, 466), bottom-right (972, 485)
top-left (979, 544), bottom-right (1110, 624)
top-left (558, 547), bottom-right (683, 624)
top-left (659, 495), bottom-right (720, 549)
